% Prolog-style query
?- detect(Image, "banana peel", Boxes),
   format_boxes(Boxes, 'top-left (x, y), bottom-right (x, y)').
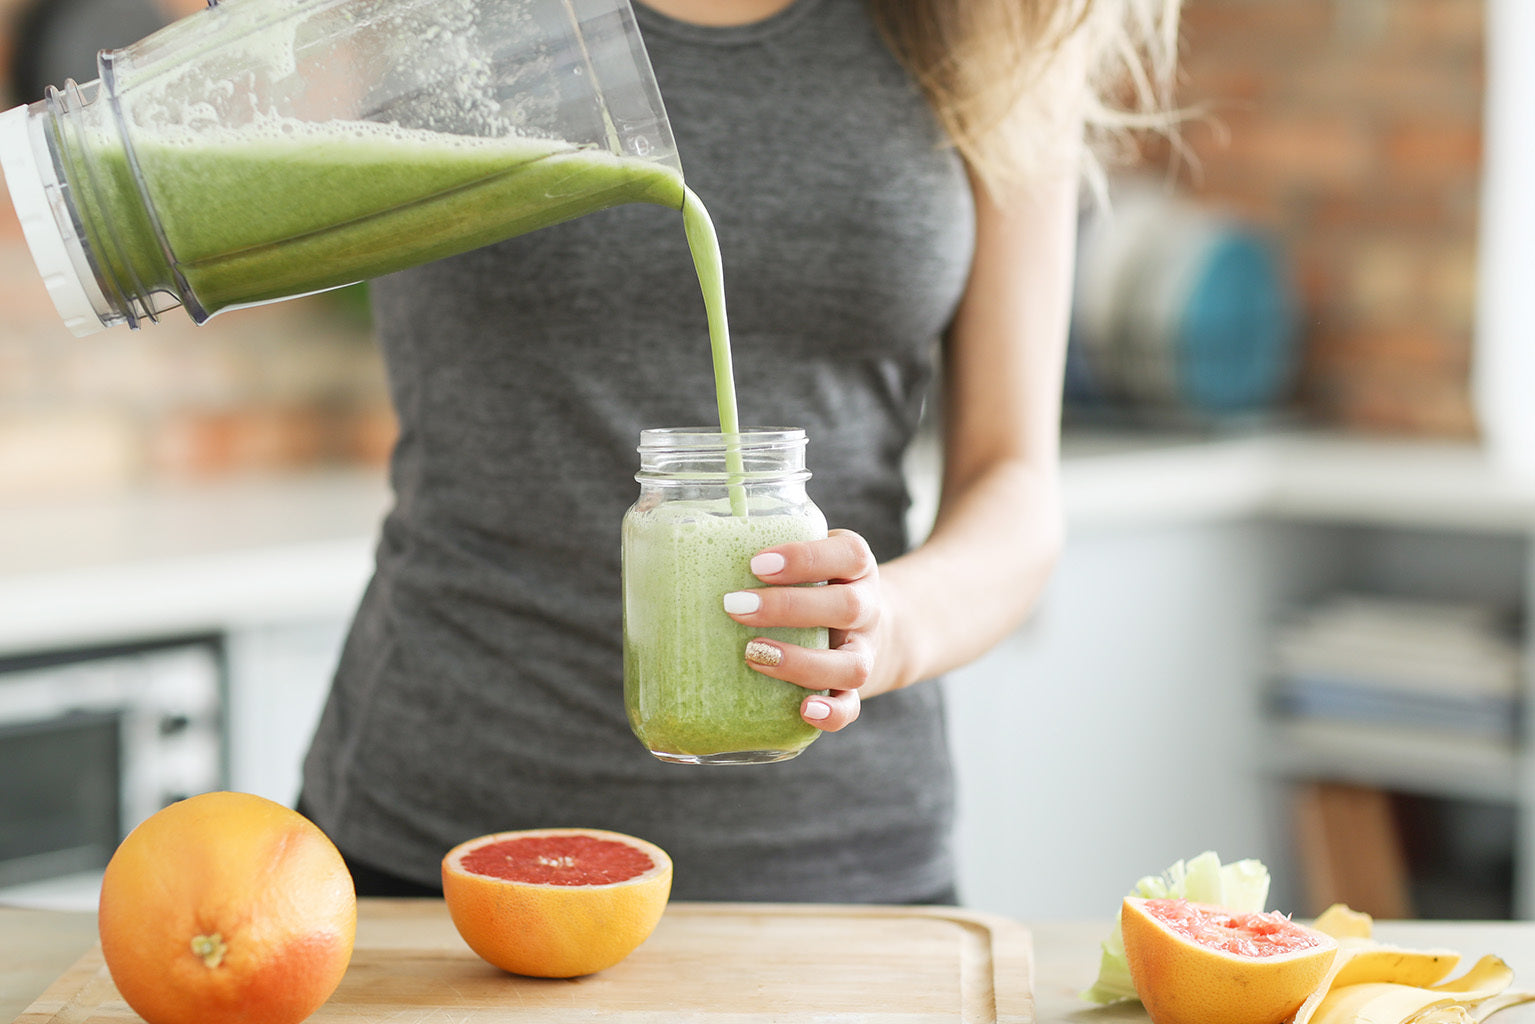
top-left (1291, 904), bottom-right (1535, 1024)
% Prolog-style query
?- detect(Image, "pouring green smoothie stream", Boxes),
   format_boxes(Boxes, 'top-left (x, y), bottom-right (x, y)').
top-left (623, 192), bottom-right (832, 765)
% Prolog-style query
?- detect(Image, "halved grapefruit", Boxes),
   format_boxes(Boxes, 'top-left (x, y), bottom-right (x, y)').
top-left (1121, 896), bottom-right (1339, 1024)
top-left (441, 827), bottom-right (672, 978)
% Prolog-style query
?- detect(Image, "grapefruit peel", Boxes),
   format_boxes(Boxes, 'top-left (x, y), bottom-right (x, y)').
top-left (1083, 851), bottom-right (1271, 1004)
top-left (96, 791), bottom-right (356, 1024)
top-left (441, 827), bottom-right (672, 979)
top-left (1120, 897), bottom-right (1339, 1024)
top-left (1293, 904), bottom-right (1535, 1024)
top-left (1085, 864), bottom-right (1535, 1024)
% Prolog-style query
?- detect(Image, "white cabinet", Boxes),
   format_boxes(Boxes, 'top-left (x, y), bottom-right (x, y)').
top-left (946, 434), bottom-right (1535, 921)
top-left (0, 470), bottom-right (382, 909)
top-left (945, 517), bottom-right (1287, 921)
top-left (225, 618), bottom-right (350, 807)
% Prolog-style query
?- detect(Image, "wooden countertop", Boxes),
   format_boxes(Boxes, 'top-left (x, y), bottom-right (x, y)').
top-left (2, 907), bottom-right (93, 1024)
top-left (8, 902), bottom-right (1535, 1023)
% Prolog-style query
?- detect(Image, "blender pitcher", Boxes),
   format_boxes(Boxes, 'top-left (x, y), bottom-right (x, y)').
top-left (0, 0), bottom-right (681, 335)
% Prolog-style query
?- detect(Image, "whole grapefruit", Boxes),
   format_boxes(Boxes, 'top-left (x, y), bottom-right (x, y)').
top-left (97, 791), bottom-right (356, 1024)
top-left (442, 827), bottom-right (672, 978)
top-left (1121, 896), bottom-right (1338, 1024)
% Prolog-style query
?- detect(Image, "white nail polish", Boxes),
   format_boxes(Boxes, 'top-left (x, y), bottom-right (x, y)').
top-left (723, 591), bottom-right (761, 615)
top-left (750, 552), bottom-right (787, 577)
top-left (803, 699), bottom-right (831, 721)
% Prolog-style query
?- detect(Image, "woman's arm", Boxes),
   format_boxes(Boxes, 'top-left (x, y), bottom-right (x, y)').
top-left (882, 163), bottom-right (1077, 689)
top-left (724, 160), bottom-right (1079, 730)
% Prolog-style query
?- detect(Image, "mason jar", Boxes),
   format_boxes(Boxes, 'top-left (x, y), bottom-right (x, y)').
top-left (622, 427), bottom-right (829, 765)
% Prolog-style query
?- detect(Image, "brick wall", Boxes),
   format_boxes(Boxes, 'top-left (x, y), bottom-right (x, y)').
top-left (1171, 0), bottom-right (1484, 436)
top-left (0, 0), bottom-right (395, 502)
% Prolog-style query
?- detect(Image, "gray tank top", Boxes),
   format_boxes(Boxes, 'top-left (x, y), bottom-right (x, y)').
top-left (302, 0), bottom-right (977, 902)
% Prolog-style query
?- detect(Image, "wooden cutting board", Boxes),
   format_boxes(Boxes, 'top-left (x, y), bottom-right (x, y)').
top-left (14, 899), bottom-right (1034, 1023)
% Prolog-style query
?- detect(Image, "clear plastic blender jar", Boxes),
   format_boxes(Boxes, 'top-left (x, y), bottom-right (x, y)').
top-left (0, 0), bottom-right (681, 335)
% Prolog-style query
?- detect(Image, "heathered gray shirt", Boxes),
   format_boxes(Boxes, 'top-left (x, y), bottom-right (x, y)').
top-left (301, 0), bottom-right (977, 902)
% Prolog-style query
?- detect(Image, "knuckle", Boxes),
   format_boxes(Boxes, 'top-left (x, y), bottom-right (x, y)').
top-left (778, 543), bottom-right (810, 580)
top-left (848, 535), bottom-right (877, 576)
top-left (810, 530), bottom-right (878, 584)
top-left (839, 584), bottom-right (877, 628)
top-left (836, 633), bottom-right (874, 690)
top-left (845, 651), bottom-right (873, 690)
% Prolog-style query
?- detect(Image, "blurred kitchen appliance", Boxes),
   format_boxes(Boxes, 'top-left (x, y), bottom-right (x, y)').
top-left (0, 635), bottom-right (223, 894)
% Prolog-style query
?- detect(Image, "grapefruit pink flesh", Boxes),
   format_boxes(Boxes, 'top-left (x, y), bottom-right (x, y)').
top-left (458, 834), bottom-right (656, 885)
top-left (1146, 898), bottom-right (1327, 957)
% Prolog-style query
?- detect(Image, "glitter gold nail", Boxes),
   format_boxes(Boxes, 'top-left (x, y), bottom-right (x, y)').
top-left (744, 640), bottom-right (783, 667)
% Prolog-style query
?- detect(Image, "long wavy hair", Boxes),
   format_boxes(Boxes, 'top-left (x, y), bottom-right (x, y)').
top-left (867, 0), bottom-right (1183, 197)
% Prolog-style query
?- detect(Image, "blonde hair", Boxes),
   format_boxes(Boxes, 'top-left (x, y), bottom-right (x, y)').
top-left (867, 0), bottom-right (1183, 198)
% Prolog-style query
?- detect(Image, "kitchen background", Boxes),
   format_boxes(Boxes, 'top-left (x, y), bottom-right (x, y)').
top-left (1, 0), bottom-right (1530, 926)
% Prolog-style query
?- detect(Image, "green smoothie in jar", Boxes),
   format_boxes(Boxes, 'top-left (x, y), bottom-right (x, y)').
top-left (622, 429), bottom-right (828, 764)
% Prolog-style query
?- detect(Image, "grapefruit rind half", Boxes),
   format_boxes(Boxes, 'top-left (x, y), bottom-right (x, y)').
top-left (97, 791), bottom-right (356, 1024)
top-left (442, 827), bottom-right (673, 979)
top-left (1083, 850), bottom-right (1271, 1005)
top-left (1121, 896), bottom-right (1338, 1024)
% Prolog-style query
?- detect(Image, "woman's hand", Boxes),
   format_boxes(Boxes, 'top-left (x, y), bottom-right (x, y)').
top-left (721, 529), bottom-right (884, 732)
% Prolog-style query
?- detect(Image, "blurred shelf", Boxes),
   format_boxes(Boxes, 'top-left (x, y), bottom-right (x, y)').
top-left (1268, 717), bottom-right (1520, 805)
top-left (1264, 434), bottom-right (1535, 533)
top-left (1061, 430), bottom-right (1535, 535)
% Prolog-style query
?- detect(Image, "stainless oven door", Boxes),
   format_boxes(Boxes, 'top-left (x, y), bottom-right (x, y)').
top-left (0, 635), bottom-right (225, 904)
top-left (0, 709), bottom-right (122, 888)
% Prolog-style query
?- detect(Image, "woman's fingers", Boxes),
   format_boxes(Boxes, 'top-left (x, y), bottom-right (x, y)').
top-left (722, 575), bottom-right (878, 631)
top-left (743, 630), bottom-right (874, 692)
top-left (742, 631), bottom-right (870, 732)
top-left (798, 687), bottom-right (860, 732)
top-left (726, 529), bottom-right (879, 630)
top-left (723, 529), bottom-right (879, 631)
top-left (726, 528), bottom-right (879, 732)
top-left (748, 528), bottom-right (876, 586)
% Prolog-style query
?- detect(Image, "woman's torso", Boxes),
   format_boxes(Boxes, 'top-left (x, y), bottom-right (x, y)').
top-left (301, 0), bottom-right (977, 903)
